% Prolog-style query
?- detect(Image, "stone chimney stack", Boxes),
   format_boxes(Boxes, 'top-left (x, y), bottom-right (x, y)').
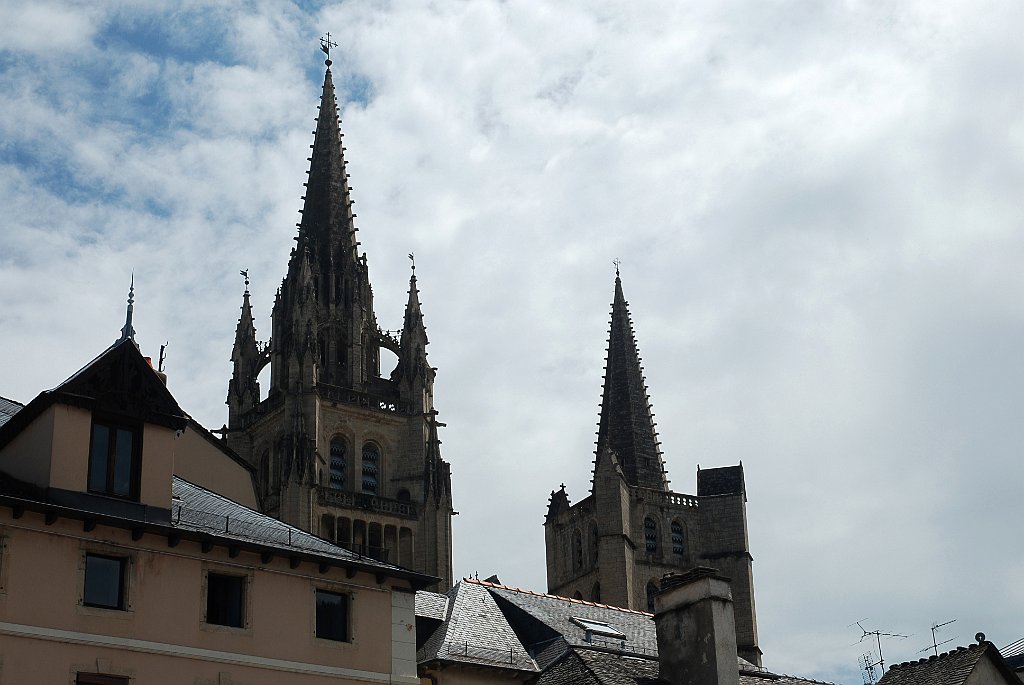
top-left (654, 567), bottom-right (740, 685)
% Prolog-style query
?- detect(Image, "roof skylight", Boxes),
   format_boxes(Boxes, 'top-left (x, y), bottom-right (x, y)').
top-left (571, 617), bottom-right (626, 640)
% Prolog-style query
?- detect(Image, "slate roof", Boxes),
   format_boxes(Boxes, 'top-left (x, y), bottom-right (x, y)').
top-left (0, 396), bottom-right (22, 428)
top-left (415, 590), bottom-right (449, 622)
top-left (467, 579), bottom-right (832, 685)
top-left (171, 477), bottom-right (408, 569)
top-left (479, 579), bottom-right (658, 657)
top-left (878, 642), bottom-right (1020, 685)
top-left (532, 641), bottom-right (830, 685)
top-left (418, 580), bottom-right (538, 673)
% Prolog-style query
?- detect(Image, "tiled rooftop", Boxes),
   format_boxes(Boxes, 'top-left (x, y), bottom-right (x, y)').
top-left (171, 477), bottom-right (406, 570)
top-left (0, 396), bottom-right (22, 429)
top-left (878, 642), bottom-right (1002, 685)
top-left (418, 580), bottom-right (538, 672)
top-left (475, 578), bottom-right (658, 657)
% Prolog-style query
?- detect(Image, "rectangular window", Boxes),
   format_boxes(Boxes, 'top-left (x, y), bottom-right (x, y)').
top-left (77, 675), bottom-right (129, 685)
top-left (83, 553), bottom-right (127, 610)
top-left (315, 589), bottom-right (349, 642)
top-left (88, 420), bottom-right (141, 500)
top-left (207, 572), bottom-right (246, 627)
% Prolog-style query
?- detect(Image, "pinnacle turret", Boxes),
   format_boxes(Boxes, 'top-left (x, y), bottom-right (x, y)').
top-left (594, 272), bottom-right (668, 490)
top-left (227, 273), bottom-right (262, 420)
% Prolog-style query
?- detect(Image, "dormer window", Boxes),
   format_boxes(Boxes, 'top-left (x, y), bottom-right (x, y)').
top-left (88, 419), bottom-right (141, 500)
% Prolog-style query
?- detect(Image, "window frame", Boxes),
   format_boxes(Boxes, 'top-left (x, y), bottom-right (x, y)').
top-left (203, 568), bottom-right (251, 631)
top-left (329, 437), bottom-right (348, 490)
top-left (643, 516), bottom-right (659, 554)
top-left (87, 417), bottom-right (142, 501)
top-left (76, 675), bottom-right (129, 685)
top-left (314, 588), bottom-right (351, 643)
top-left (360, 442), bottom-right (380, 495)
top-left (82, 552), bottom-right (129, 611)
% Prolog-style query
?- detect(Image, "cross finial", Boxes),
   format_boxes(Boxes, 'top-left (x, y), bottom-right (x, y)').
top-left (408, 252), bottom-right (416, 274)
top-left (612, 258), bottom-right (621, 277)
top-left (320, 33), bottom-right (338, 67)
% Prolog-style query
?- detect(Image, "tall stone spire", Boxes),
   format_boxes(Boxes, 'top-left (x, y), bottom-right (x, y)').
top-left (272, 59), bottom-right (378, 392)
top-left (595, 271), bottom-right (668, 490)
top-left (294, 65), bottom-right (359, 268)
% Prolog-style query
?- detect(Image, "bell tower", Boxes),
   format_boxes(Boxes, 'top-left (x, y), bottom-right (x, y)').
top-left (543, 269), bottom-right (760, 665)
top-left (225, 44), bottom-right (454, 590)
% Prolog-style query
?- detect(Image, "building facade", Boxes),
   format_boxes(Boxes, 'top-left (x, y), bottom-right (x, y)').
top-left (0, 321), bottom-right (430, 684)
top-left (224, 59), bottom-right (454, 590)
top-left (543, 273), bottom-right (761, 665)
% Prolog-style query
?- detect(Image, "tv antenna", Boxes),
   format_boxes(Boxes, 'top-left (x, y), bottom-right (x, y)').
top-left (919, 619), bottom-right (957, 656)
top-left (859, 652), bottom-right (876, 685)
top-left (851, 620), bottom-right (908, 675)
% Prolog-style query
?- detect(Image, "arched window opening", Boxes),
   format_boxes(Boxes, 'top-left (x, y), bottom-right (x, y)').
top-left (644, 517), bottom-right (658, 553)
top-left (329, 438), bottom-right (347, 490)
top-left (259, 449), bottom-right (270, 492)
top-left (397, 488), bottom-right (411, 502)
top-left (573, 590), bottom-right (583, 600)
top-left (361, 443), bottom-right (380, 495)
top-left (384, 525), bottom-right (397, 564)
top-left (671, 521), bottom-right (685, 558)
top-left (399, 527), bottom-right (413, 566)
top-left (646, 581), bottom-right (659, 613)
top-left (320, 514), bottom-right (335, 542)
top-left (338, 517), bottom-right (352, 549)
top-left (572, 529), bottom-right (583, 571)
top-left (368, 522), bottom-right (383, 561)
top-left (591, 582), bottom-right (601, 603)
top-left (353, 519), bottom-right (366, 555)
top-left (589, 522), bottom-right (599, 566)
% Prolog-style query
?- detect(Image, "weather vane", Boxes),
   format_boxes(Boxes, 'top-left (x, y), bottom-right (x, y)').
top-left (240, 269), bottom-right (249, 289)
top-left (408, 252), bottom-right (416, 273)
top-left (612, 258), bottom-right (621, 276)
top-left (320, 33), bottom-right (338, 66)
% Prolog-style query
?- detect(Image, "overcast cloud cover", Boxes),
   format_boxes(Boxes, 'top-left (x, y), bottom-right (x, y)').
top-left (2, 1), bottom-right (1024, 682)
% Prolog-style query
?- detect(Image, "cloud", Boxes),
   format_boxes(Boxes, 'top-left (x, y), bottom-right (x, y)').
top-left (3, 2), bottom-right (1024, 682)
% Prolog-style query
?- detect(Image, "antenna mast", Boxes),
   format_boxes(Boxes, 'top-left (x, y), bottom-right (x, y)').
top-left (919, 619), bottom-right (957, 656)
top-left (852, 620), bottom-right (908, 676)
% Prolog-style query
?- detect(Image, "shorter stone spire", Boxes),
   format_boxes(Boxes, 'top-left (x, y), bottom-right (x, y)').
top-left (594, 269), bottom-right (668, 490)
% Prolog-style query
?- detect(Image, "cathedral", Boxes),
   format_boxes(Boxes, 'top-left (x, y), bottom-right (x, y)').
top-left (220, 52), bottom-right (760, 660)
top-left (543, 271), bottom-right (761, 666)
top-left (223, 57), bottom-right (455, 590)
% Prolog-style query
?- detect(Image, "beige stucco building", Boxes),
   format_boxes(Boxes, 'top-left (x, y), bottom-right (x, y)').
top-left (0, 317), bottom-right (433, 684)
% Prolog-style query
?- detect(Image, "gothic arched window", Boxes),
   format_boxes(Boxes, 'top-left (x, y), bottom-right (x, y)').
top-left (589, 522), bottom-right (599, 566)
top-left (646, 580), bottom-right (659, 613)
top-left (644, 517), bottom-right (658, 553)
top-left (572, 529), bottom-right (584, 571)
top-left (259, 449), bottom-right (270, 492)
top-left (362, 443), bottom-right (380, 494)
top-left (671, 520), bottom-right (685, 558)
top-left (329, 438), bottom-right (347, 490)
top-left (591, 582), bottom-right (601, 603)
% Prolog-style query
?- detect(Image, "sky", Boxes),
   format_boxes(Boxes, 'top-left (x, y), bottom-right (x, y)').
top-left (1, 1), bottom-right (1023, 682)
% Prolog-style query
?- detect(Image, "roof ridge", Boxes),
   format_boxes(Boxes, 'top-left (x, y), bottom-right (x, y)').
top-left (888, 641), bottom-right (987, 670)
top-left (466, 577), bottom-right (652, 616)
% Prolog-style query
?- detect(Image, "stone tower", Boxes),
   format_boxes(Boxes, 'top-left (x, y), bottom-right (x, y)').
top-left (225, 58), bottom-right (454, 591)
top-left (543, 271), bottom-right (760, 665)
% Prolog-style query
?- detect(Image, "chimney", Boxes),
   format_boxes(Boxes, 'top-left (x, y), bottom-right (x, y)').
top-left (654, 567), bottom-right (739, 685)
